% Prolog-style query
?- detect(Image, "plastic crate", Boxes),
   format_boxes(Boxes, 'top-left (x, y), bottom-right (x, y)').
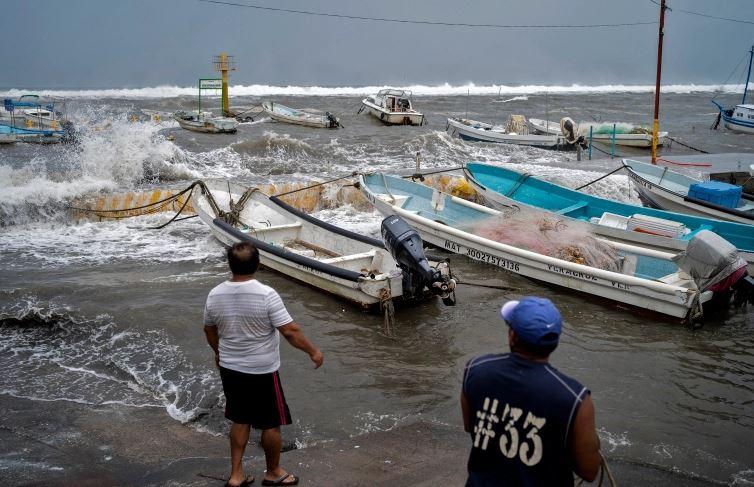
top-left (688, 181), bottom-right (741, 209)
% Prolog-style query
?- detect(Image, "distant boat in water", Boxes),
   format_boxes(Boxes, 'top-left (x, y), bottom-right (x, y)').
top-left (712, 44), bottom-right (754, 134)
top-left (1, 94), bottom-right (72, 143)
top-left (446, 115), bottom-right (585, 151)
top-left (262, 101), bottom-right (341, 128)
top-left (360, 89), bottom-right (425, 126)
top-left (173, 110), bottom-right (238, 134)
top-left (528, 118), bottom-right (667, 148)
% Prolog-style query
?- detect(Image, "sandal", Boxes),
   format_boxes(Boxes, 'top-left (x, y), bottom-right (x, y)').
top-left (261, 473), bottom-right (299, 486)
top-left (225, 475), bottom-right (255, 487)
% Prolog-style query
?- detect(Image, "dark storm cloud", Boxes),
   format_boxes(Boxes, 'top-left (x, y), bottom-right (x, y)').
top-left (2, 0), bottom-right (753, 88)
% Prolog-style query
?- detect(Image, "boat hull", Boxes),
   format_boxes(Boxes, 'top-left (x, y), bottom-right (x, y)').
top-left (262, 101), bottom-right (336, 128)
top-left (624, 160), bottom-right (754, 225)
top-left (174, 117), bottom-right (237, 134)
top-left (447, 118), bottom-right (569, 150)
top-left (463, 163), bottom-right (754, 272)
top-left (527, 118), bottom-right (667, 147)
top-left (358, 175), bottom-right (699, 320)
top-left (361, 100), bottom-right (424, 126)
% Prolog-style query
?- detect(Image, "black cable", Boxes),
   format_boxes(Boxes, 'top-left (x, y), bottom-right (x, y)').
top-left (198, 0), bottom-right (657, 29)
top-left (574, 165), bottom-right (625, 191)
top-left (666, 136), bottom-right (709, 154)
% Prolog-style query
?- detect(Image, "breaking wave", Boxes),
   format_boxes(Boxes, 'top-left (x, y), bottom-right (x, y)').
top-left (2, 82), bottom-right (750, 99)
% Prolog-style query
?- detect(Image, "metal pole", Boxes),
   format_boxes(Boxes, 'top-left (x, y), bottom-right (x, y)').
top-left (198, 81), bottom-right (201, 119)
top-left (611, 123), bottom-right (616, 159)
top-left (545, 90), bottom-right (549, 129)
top-left (588, 126), bottom-right (593, 160)
top-left (742, 44), bottom-right (754, 105)
top-left (651, 0), bottom-right (667, 165)
top-left (220, 52), bottom-right (230, 116)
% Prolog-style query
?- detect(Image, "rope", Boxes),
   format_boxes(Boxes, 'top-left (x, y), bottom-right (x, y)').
top-left (402, 166), bottom-right (465, 179)
top-left (589, 142), bottom-right (624, 159)
top-left (148, 188), bottom-right (196, 229)
top-left (574, 166), bottom-right (625, 191)
top-left (454, 279), bottom-right (517, 292)
top-left (379, 284), bottom-right (396, 337)
top-left (67, 182), bottom-right (198, 216)
top-left (574, 452), bottom-right (616, 486)
top-left (665, 136), bottom-right (709, 154)
top-left (272, 172), bottom-right (358, 197)
top-left (656, 157), bottom-right (712, 167)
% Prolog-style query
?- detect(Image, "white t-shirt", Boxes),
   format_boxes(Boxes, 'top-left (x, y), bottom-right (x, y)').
top-left (204, 279), bottom-right (293, 374)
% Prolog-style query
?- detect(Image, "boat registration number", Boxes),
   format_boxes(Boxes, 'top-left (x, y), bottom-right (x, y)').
top-left (444, 239), bottom-right (520, 272)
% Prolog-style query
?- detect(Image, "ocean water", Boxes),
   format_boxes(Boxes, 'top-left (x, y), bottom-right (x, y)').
top-left (1, 85), bottom-right (752, 484)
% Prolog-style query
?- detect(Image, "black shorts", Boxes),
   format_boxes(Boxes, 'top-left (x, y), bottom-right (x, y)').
top-left (219, 366), bottom-right (292, 430)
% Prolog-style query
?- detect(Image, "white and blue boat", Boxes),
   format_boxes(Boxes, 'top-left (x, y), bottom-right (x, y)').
top-left (623, 158), bottom-right (754, 225)
top-left (463, 162), bottom-right (754, 270)
top-left (1, 95), bottom-right (71, 143)
top-left (712, 44), bottom-right (754, 134)
top-left (357, 172), bottom-right (753, 321)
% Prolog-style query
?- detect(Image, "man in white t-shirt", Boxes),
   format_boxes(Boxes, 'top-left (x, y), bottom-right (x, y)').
top-left (204, 241), bottom-right (323, 487)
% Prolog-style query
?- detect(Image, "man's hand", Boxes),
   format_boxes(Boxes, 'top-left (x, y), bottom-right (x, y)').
top-left (309, 350), bottom-right (324, 369)
top-left (214, 352), bottom-right (220, 369)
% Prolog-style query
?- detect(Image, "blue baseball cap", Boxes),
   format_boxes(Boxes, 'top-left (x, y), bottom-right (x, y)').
top-left (500, 297), bottom-right (562, 348)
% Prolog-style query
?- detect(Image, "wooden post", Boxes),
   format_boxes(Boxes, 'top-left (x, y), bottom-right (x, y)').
top-left (651, 0), bottom-right (667, 165)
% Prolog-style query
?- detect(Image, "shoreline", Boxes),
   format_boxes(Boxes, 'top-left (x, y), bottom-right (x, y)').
top-left (0, 394), bottom-right (718, 486)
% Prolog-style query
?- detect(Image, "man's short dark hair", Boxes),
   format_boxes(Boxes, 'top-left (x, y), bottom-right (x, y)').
top-left (227, 242), bottom-right (260, 275)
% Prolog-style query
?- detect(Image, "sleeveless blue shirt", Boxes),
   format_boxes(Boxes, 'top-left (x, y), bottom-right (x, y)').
top-left (463, 353), bottom-right (589, 487)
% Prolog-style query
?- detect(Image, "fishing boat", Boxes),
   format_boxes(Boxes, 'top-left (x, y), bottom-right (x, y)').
top-left (357, 172), bottom-right (754, 320)
top-left (192, 180), bottom-right (456, 309)
top-left (1, 95), bottom-right (72, 143)
top-left (360, 89), bottom-right (425, 126)
top-left (173, 110), bottom-right (238, 134)
top-left (623, 159), bottom-right (754, 225)
top-left (262, 101), bottom-right (341, 128)
top-left (447, 116), bottom-right (584, 151)
top-left (528, 118), bottom-right (668, 148)
top-left (712, 44), bottom-right (754, 134)
top-left (463, 162), bottom-right (754, 270)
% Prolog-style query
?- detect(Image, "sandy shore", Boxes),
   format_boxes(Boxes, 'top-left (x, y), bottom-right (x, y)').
top-left (0, 394), bottom-right (718, 486)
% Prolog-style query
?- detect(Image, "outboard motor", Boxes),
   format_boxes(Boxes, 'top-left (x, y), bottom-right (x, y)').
top-left (381, 215), bottom-right (456, 305)
top-left (674, 230), bottom-right (754, 306)
top-left (325, 111), bottom-right (341, 128)
top-left (560, 117), bottom-right (588, 150)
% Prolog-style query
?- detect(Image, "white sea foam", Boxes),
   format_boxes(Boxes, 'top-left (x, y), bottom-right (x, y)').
top-left (2, 82), bottom-right (749, 99)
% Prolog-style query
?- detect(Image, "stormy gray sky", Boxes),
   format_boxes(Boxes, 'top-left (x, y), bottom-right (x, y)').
top-left (2, 0), bottom-right (753, 88)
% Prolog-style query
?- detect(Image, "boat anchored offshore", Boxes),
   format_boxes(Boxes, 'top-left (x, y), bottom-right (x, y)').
top-left (528, 118), bottom-right (668, 148)
top-left (463, 162), bottom-right (754, 271)
top-left (446, 116), bottom-right (586, 151)
top-left (192, 180), bottom-right (456, 309)
top-left (262, 101), bottom-right (341, 128)
top-left (360, 89), bottom-right (425, 126)
top-left (173, 110), bottom-right (238, 134)
top-left (623, 158), bottom-right (754, 224)
top-left (712, 44), bottom-right (754, 134)
top-left (357, 172), bottom-right (754, 321)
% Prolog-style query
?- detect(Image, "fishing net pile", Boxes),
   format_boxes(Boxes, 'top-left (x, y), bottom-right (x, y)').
top-left (467, 208), bottom-right (622, 272)
top-left (583, 122), bottom-right (652, 135)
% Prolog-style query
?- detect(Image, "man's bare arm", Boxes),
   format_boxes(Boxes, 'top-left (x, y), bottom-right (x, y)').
top-left (204, 325), bottom-right (220, 367)
top-left (570, 394), bottom-right (601, 482)
top-left (460, 392), bottom-right (472, 433)
top-left (278, 322), bottom-right (323, 368)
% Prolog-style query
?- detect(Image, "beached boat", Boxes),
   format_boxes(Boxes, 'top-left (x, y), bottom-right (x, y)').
top-left (192, 180), bottom-right (456, 308)
top-left (623, 159), bottom-right (754, 225)
top-left (357, 172), bottom-right (754, 320)
top-left (1, 95), bottom-right (72, 143)
top-left (173, 110), bottom-right (238, 134)
top-left (262, 101), bottom-right (341, 128)
top-left (712, 45), bottom-right (754, 134)
top-left (360, 89), bottom-right (425, 126)
top-left (463, 162), bottom-right (754, 270)
top-left (528, 118), bottom-right (668, 147)
top-left (446, 116), bottom-right (582, 151)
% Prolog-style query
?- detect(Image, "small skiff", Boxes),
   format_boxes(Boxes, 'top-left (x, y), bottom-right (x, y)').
top-left (463, 162), bottom-right (754, 271)
top-left (262, 101), bottom-right (341, 128)
top-left (173, 111), bottom-right (238, 134)
top-left (357, 172), bottom-right (753, 320)
top-left (360, 89), bottom-right (425, 126)
top-left (192, 180), bottom-right (455, 308)
top-left (623, 158), bottom-right (754, 225)
top-left (528, 118), bottom-right (668, 148)
top-left (446, 117), bottom-right (576, 151)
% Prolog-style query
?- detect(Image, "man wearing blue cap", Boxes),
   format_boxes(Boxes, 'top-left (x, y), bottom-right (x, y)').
top-left (461, 297), bottom-right (601, 486)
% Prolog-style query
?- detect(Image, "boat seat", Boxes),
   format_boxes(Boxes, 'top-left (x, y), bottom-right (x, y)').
top-left (320, 251), bottom-right (375, 265)
top-left (416, 210), bottom-right (460, 227)
top-left (555, 201), bottom-right (588, 216)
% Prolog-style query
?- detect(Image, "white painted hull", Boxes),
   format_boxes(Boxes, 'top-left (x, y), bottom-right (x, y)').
top-left (447, 118), bottom-right (566, 149)
top-left (192, 181), bottom-right (405, 308)
top-left (262, 101), bottom-right (336, 128)
top-left (626, 170), bottom-right (754, 225)
top-left (361, 99), bottom-right (424, 126)
top-left (359, 177), bottom-right (700, 319)
top-left (724, 119), bottom-right (754, 134)
top-left (174, 117), bottom-right (238, 134)
top-left (527, 118), bottom-right (667, 147)
top-left (466, 176), bottom-right (754, 272)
